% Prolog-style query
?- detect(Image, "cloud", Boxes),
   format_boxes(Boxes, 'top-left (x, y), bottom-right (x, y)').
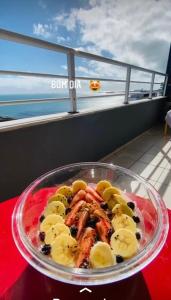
top-left (53, 0), bottom-right (171, 73)
top-left (33, 23), bottom-right (71, 43)
top-left (76, 65), bottom-right (96, 76)
top-left (33, 23), bottom-right (70, 44)
top-left (38, 0), bottom-right (47, 10)
top-left (56, 36), bottom-right (66, 43)
top-left (61, 65), bottom-right (67, 70)
top-left (56, 35), bottom-right (70, 43)
top-left (53, 9), bottom-right (78, 31)
top-left (33, 23), bottom-right (53, 38)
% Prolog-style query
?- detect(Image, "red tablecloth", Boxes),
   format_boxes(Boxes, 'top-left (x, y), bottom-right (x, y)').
top-left (0, 196), bottom-right (171, 300)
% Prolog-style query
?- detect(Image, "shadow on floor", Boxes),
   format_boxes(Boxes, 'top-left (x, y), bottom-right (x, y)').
top-left (102, 126), bottom-right (171, 203)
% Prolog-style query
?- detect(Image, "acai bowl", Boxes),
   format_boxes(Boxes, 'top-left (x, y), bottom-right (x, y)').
top-left (12, 162), bottom-right (169, 285)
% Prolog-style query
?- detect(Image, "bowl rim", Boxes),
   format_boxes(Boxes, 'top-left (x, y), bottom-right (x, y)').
top-left (12, 162), bottom-right (169, 285)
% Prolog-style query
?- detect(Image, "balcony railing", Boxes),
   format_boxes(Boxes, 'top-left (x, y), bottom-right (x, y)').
top-left (0, 28), bottom-right (168, 114)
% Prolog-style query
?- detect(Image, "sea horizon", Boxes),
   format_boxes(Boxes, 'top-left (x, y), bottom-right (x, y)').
top-left (0, 92), bottom-right (125, 119)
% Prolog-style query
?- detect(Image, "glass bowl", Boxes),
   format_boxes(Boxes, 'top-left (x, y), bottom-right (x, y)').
top-left (12, 162), bottom-right (169, 285)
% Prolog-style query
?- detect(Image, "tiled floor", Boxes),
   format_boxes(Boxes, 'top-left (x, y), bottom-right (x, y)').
top-left (101, 125), bottom-right (171, 209)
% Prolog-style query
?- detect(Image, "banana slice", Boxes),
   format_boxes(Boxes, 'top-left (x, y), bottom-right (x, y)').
top-left (103, 186), bottom-right (121, 201)
top-left (45, 223), bottom-right (70, 245)
top-left (102, 186), bottom-right (121, 209)
top-left (96, 180), bottom-right (112, 196)
top-left (44, 201), bottom-right (65, 218)
top-left (90, 241), bottom-right (115, 268)
top-left (112, 214), bottom-right (136, 233)
top-left (112, 204), bottom-right (123, 215)
top-left (110, 228), bottom-right (138, 259)
top-left (115, 194), bottom-right (127, 206)
top-left (48, 193), bottom-right (68, 207)
top-left (112, 203), bottom-right (134, 217)
top-left (72, 180), bottom-right (87, 194)
top-left (40, 214), bottom-right (64, 233)
top-left (57, 186), bottom-right (73, 199)
top-left (51, 233), bottom-right (77, 267)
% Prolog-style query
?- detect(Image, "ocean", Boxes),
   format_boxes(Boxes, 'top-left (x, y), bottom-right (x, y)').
top-left (0, 93), bottom-right (124, 119)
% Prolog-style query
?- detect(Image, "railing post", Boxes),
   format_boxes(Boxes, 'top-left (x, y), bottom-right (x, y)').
top-left (163, 75), bottom-right (168, 96)
top-left (149, 72), bottom-right (155, 99)
top-left (124, 66), bottom-right (131, 104)
top-left (67, 50), bottom-right (78, 113)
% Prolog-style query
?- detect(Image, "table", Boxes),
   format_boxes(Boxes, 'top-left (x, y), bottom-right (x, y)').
top-left (0, 196), bottom-right (171, 300)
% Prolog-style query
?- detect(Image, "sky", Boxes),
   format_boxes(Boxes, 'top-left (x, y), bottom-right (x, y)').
top-left (0, 0), bottom-right (171, 94)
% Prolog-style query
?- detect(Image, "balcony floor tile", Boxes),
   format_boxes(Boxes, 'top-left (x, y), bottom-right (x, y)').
top-left (101, 125), bottom-right (171, 209)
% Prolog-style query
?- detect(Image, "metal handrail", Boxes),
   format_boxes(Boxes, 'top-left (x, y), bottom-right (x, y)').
top-left (0, 28), bottom-right (168, 113)
top-left (75, 50), bottom-right (166, 76)
top-left (0, 70), bottom-right (68, 79)
top-left (0, 29), bottom-right (166, 76)
top-left (0, 69), bottom-right (163, 84)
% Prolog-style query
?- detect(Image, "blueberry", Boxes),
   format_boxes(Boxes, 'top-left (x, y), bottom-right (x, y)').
top-left (100, 202), bottom-right (108, 210)
top-left (86, 217), bottom-right (99, 228)
top-left (70, 225), bottom-right (78, 237)
top-left (66, 207), bottom-right (71, 215)
top-left (39, 231), bottom-right (45, 242)
top-left (116, 255), bottom-right (124, 263)
top-left (127, 202), bottom-right (135, 210)
top-left (135, 232), bottom-right (141, 240)
top-left (132, 216), bottom-right (140, 223)
top-left (41, 244), bottom-right (51, 255)
top-left (39, 215), bottom-right (45, 223)
top-left (67, 196), bottom-right (73, 204)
